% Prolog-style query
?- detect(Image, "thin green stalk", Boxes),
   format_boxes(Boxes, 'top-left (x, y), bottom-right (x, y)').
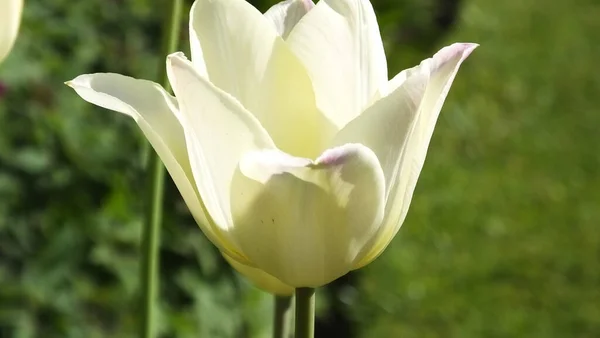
top-left (294, 288), bottom-right (315, 338)
top-left (139, 1), bottom-right (183, 338)
top-left (273, 295), bottom-right (293, 338)
top-left (139, 149), bottom-right (166, 338)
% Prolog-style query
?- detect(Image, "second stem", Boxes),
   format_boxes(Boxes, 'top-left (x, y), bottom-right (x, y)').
top-left (295, 288), bottom-right (315, 338)
top-left (139, 1), bottom-right (183, 338)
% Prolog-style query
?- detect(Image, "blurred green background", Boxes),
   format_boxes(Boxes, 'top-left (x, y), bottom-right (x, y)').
top-left (1, 0), bottom-right (599, 337)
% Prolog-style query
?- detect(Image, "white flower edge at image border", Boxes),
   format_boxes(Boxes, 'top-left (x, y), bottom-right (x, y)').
top-left (0, 0), bottom-right (24, 63)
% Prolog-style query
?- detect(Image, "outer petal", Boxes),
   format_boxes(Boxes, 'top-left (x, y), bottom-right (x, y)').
top-left (189, 0), bottom-right (333, 158)
top-left (0, 0), bottom-right (23, 63)
top-left (286, 0), bottom-right (387, 129)
top-left (228, 144), bottom-right (385, 287)
top-left (223, 253), bottom-right (294, 295)
top-left (264, 0), bottom-right (314, 40)
top-left (166, 52), bottom-right (275, 255)
top-left (65, 73), bottom-right (244, 260)
top-left (332, 43), bottom-right (478, 268)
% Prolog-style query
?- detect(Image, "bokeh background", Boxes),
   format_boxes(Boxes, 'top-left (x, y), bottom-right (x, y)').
top-left (1, 0), bottom-right (599, 337)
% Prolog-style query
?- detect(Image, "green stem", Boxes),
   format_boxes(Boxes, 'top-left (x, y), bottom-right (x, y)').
top-left (294, 288), bottom-right (315, 338)
top-left (273, 295), bottom-right (293, 338)
top-left (139, 149), bottom-right (166, 338)
top-left (139, 1), bottom-right (183, 338)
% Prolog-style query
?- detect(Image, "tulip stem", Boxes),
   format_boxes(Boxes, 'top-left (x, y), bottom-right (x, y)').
top-left (294, 288), bottom-right (315, 338)
top-left (273, 295), bottom-right (293, 338)
top-left (139, 1), bottom-right (182, 338)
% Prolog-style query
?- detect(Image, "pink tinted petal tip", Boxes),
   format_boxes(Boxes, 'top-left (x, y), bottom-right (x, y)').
top-left (311, 143), bottom-right (369, 168)
top-left (300, 0), bottom-right (315, 11)
top-left (436, 42), bottom-right (479, 62)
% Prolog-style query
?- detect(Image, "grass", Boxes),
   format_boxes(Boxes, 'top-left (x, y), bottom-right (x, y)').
top-left (357, 0), bottom-right (600, 336)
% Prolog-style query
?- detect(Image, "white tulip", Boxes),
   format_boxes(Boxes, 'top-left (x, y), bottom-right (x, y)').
top-left (67, 0), bottom-right (476, 291)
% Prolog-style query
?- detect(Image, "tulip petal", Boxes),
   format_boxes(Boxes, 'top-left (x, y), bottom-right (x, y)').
top-left (223, 253), bottom-right (294, 295)
top-left (189, 0), bottom-right (277, 106)
top-left (189, 0), bottom-right (333, 158)
top-left (166, 53), bottom-right (276, 246)
top-left (264, 0), bottom-right (314, 40)
top-left (286, 0), bottom-right (387, 129)
top-left (332, 43), bottom-right (477, 268)
top-left (0, 0), bottom-right (23, 63)
top-left (65, 73), bottom-right (247, 260)
top-left (256, 39), bottom-right (337, 158)
top-left (229, 144), bottom-right (385, 287)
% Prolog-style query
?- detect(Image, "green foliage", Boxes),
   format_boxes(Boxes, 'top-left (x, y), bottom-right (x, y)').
top-left (0, 0), bottom-right (598, 337)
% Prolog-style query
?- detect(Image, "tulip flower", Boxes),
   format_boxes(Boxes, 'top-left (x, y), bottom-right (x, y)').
top-left (67, 0), bottom-right (476, 290)
top-left (0, 0), bottom-right (23, 63)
